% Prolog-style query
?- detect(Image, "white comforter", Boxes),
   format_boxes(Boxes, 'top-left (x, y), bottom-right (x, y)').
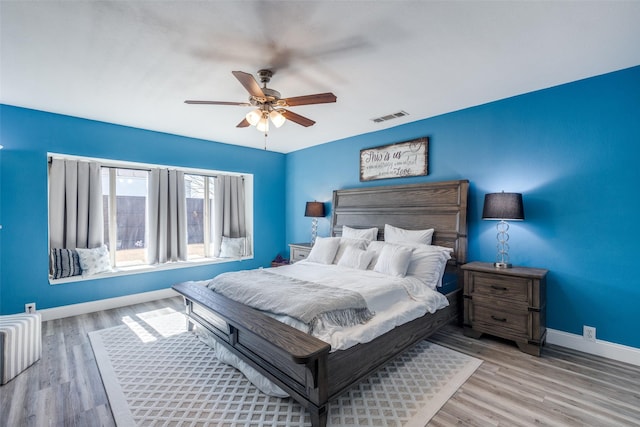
top-left (259, 260), bottom-right (449, 351)
top-left (196, 260), bottom-right (450, 397)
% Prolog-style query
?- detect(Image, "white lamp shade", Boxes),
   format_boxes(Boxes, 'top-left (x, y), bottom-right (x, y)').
top-left (245, 109), bottom-right (262, 126)
top-left (269, 110), bottom-right (286, 128)
top-left (256, 116), bottom-right (269, 132)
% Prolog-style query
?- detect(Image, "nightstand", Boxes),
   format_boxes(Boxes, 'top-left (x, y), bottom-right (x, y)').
top-left (462, 261), bottom-right (548, 356)
top-left (289, 243), bottom-right (312, 263)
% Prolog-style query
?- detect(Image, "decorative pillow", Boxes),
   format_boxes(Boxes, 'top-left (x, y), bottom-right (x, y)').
top-left (332, 238), bottom-right (369, 264)
top-left (219, 236), bottom-right (247, 258)
top-left (405, 244), bottom-right (453, 289)
top-left (384, 224), bottom-right (434, 245)
top-left (75, 245), bottom-right (113, 276)
top-left (342, 225), bottom-right (378, 241)
top-left (50, 248), bottom-right (82, 279)
top-left (306, 237), bottom-right (341, 264)
top-left (365, 240), bottom-right (386, 270)
top-left (337, 246), bottom-right (375, 270)
top-left (373, 243), bottom-right (413, 277)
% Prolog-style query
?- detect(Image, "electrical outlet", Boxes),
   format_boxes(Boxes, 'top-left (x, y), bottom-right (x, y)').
top-left (583, 325), bottom-right (596, 342)
top-left (25, 302), bottom-right (36, 313)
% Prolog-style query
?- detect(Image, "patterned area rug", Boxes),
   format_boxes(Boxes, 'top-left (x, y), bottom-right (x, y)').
top-left (89, 308), bottom-right (481, 427)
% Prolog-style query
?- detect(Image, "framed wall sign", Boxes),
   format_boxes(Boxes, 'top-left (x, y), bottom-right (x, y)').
top-left (360, 137), bottom-right (428, 181)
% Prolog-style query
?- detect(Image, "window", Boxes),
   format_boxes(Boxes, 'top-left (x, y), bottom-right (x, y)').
top-left (48, 154), bottom-right (253, 281)
top-left (184, 174), bottom-right (215, 260)
top-left (101, 167), bottom-right (149, 267)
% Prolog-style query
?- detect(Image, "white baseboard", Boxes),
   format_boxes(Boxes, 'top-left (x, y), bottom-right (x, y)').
top-left (37, 288), bottom-right (179, 321)
top-left (547, 328), bottom-right (640, 367)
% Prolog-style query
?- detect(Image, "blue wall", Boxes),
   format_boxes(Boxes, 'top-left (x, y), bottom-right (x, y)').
top-left (286, 66), bottom-right (640, 349)
top-left (0, 106), bottom-right (286, 314)
top-left (2, 66), bottom-right (639, 350)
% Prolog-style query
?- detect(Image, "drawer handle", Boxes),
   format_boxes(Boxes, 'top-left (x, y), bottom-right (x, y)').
top-left (491, 315), bottom-right (507, 322)
top-left (491, 285), bottom-right (508, 291)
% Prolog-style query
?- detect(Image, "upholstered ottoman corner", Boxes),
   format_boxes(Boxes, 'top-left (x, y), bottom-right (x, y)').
top-left (0, 312), bottom-right (42, 385)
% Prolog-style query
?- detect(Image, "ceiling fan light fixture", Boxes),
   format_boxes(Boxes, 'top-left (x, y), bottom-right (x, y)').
top-left (256, 115), bottom-right (269, 133)
top-left (246, 109), bottom-right (262, 126)
top-left (269, 110), bottom-right (286, 128)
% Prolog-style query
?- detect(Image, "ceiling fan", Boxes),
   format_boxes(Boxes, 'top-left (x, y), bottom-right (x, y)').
top-left (185, 69), bottom-right (337, 133)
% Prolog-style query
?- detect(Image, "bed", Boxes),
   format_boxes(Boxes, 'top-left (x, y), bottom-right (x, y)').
top-left (172, 179), bottom-right (469, 427)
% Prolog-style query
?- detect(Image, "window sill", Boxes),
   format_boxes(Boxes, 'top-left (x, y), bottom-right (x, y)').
top-left (49, 255), bottom-right (253, 285)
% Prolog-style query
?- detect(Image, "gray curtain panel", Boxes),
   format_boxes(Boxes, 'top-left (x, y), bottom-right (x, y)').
top-left (49, 158), bottom-right (103, 249)
top-left (213, 175), bottom-right (246, 257)
top-left (146, 168), bottom-right (187, 264)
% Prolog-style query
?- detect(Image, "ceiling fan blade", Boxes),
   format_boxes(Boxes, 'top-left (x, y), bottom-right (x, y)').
top-left (283, 92), bottom-right (337, 106)
top-left (280, 109), bottom-right (316, 127)
top-left (232, 71), bottom-right (265, 98)
top-left (236, 118), bottom-right (250, 128)
top-left (185, 100), bottom-right (251, 106)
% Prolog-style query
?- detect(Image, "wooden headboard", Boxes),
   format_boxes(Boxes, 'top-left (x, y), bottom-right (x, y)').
top-left (331, 179), bottom-right (469, 266)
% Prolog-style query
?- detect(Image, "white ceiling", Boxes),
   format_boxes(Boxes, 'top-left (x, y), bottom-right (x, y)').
top-left (2, 1), bottom-right (639, 153)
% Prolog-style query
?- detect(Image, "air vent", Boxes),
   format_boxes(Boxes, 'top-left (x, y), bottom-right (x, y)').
top-left (371, 111), bottom-right (409, 123)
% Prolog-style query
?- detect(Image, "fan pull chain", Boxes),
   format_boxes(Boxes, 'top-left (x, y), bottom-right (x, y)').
top-left (264, 132), bottom-right (267, 150)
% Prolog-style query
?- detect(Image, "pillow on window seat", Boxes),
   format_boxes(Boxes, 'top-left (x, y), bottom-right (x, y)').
top-left (50, 248), bottom-right (82, 279)
top-left (219, 236), bottom-right (247, 258)
top-left (75, 245), bottom-right (113, 276)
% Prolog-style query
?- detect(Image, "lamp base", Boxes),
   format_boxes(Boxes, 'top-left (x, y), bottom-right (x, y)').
top-left (310, 218), bottom-right (318, 245)
top-left (494, 262), bottom-right (512, 269)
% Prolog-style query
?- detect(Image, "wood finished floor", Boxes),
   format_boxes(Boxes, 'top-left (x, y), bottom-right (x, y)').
top-left (1, 296), bottom-right (639, 426)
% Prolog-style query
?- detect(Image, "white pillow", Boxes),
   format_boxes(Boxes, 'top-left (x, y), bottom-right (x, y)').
top-left (373, 243), bottom-right (413, 277)
top-left (333, 238), bottom-right (369, 264)
top-left (342, 225), bottom-right (378, 241)
top-left (337, 246), bottom-right (375, 270)
top-left (384, 224), bottom-right (434, 245)
top-left (365, 240), bottom-right (386, 270)
top-left (306, 237), bottom-right (341, 264)
top-left (75, 245), bottom-right (113, 276)
top-left (219, 236), bottom-right (246, 258)
top-left (406, 244), bottom-right (453, 289)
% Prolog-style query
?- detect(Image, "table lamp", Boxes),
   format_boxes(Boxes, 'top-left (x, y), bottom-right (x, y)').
top-left (305, 201), bottom-right (325, 245)
top-left (482, 192), bottom-right (524, 268)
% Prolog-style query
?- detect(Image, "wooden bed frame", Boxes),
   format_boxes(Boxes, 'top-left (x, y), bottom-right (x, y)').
top-left (172, 179), bottom-right (469, 427)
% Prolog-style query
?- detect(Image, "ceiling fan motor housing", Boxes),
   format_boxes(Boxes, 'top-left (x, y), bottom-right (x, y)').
top-left (257, 69), bottom-right (274, 84)
top-left (249, 70), bottom-right (281, 106)
top-left (261, 87), bottom-right (281, 101)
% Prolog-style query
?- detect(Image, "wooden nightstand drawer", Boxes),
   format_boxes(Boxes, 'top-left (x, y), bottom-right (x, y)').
top-left (469, 272), bottom-right (530, 304)
top-left (468, 303), bottom-right (529, 340)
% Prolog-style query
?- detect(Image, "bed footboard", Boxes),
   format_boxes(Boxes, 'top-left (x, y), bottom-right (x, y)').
top-left (173, 281), bottom-right (460, 427)
top-left (172, 281), bottom-right (331, 427)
